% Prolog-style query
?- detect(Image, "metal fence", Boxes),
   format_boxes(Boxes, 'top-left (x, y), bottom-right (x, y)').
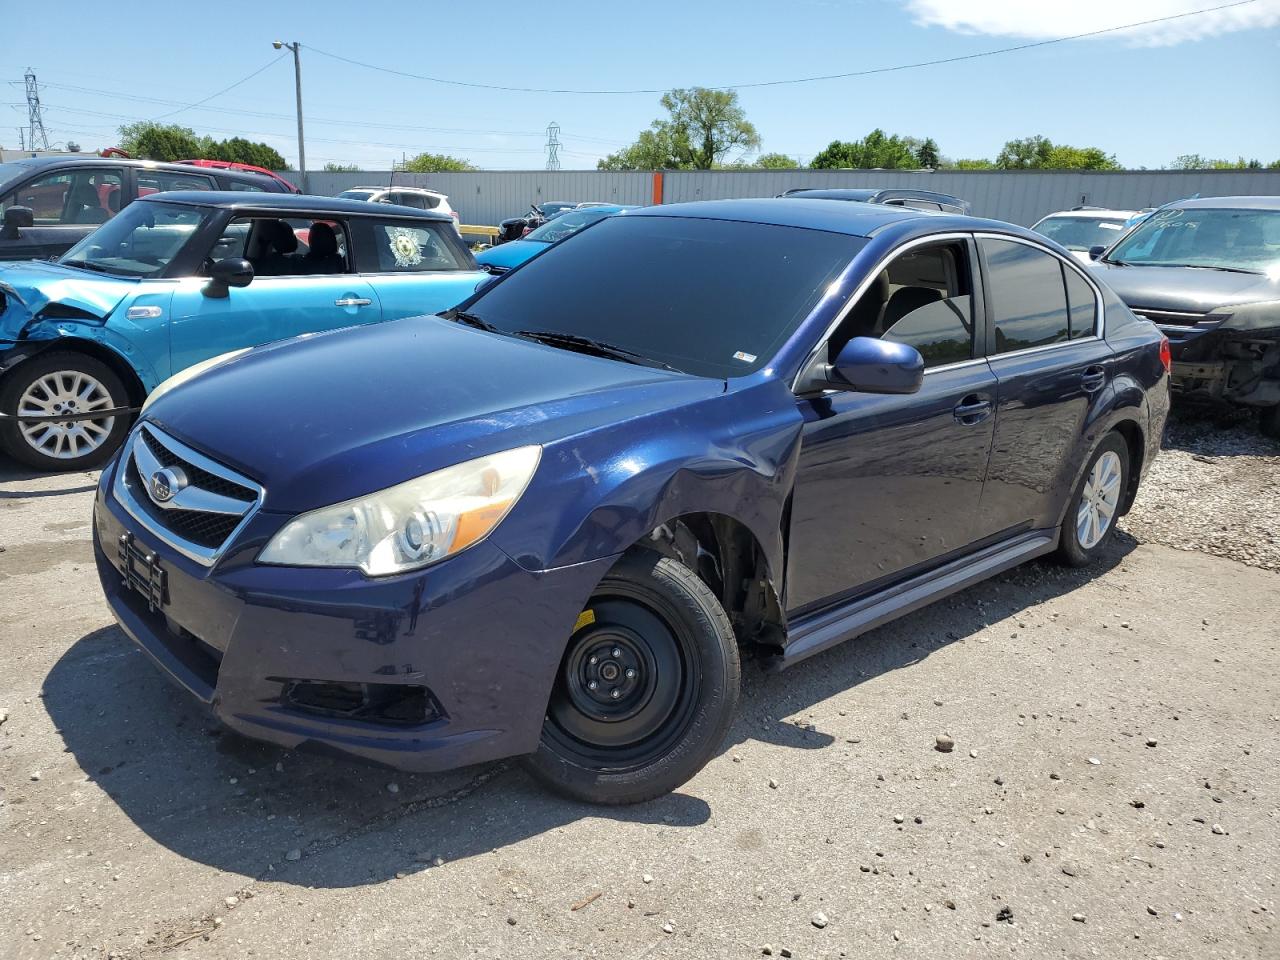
top-left (276, 169), bottom-right (1280, 229)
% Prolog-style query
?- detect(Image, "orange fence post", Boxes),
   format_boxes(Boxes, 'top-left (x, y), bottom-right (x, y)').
top-left (652, 170), bottom-right (664, 206)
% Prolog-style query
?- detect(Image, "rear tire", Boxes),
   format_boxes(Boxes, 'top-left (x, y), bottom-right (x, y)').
top-left (0, 352), bottom-right (131, 471)
top-left (1055, 432), bottom-right (1130, 567)
top-left (523, 551), bottom-right (740, 805)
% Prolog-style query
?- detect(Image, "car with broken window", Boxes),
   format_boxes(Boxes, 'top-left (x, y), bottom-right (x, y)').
top-left (1087, 196), bottom-right (1280, 436)
top-left (92, 197), bottom-right (1169, 805)
top-left (0, 192), bottom-right (487, 469)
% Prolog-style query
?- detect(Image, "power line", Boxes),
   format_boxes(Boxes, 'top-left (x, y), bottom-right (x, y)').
top-left (305, 0), bottom-right (1260, 94)
top-left (545, 122), bottom-right (561, 171)
top-left (150, 53), bottom-right (287, 121)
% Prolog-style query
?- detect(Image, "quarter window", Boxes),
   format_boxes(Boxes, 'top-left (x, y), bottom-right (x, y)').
top-left (1063, 266), bottom-right (1097, 339)
top-left (352, 218), bottom-right (470, 272)
top-left (136, 171), bottom-right (216, 197)
top-left (981, 238), bottom-right (1070, 353)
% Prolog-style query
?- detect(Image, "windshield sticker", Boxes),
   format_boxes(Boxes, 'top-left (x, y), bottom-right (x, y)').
top-left (1099, 222), bottom-right (1122, 230)
top-left (733, 351), bottom-right (757, 364)
top-left (1151, 208), bottom-right (1185, 223)
top-left (388, 227), bottom-right (424, 267)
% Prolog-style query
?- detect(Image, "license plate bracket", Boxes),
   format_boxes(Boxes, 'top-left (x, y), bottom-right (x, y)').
top-left (117, 532), bottom-right (167, 612)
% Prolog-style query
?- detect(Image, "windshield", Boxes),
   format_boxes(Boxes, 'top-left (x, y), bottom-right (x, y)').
top-left (538, 201), bottom-right (576, 216)
top-left (1033, 215), bottom-right (1130, 251)
top-left (59, 200), bottom-right (210, 278)
top-left (1106, 207), bottom-right (1280, 273)
top-left (466, 215), bottom-right (863, 378)
top-left (338, 190), bottom-right (376, 201)
top-left (525, 208), bottom-right (616, 243)
top-left (0, 161), bottom-right (34, 190)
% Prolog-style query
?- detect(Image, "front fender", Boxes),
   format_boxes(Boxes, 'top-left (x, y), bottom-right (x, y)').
top-left (493, 379), bottom-right (804, 584)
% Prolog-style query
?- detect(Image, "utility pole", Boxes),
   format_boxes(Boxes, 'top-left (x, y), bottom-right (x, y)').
top-left (545, 122), bottom-right (561, 171)
top-left (24, 69), bottom-right (50, 152)
top-left (272, 41), bottom-right (307, 192)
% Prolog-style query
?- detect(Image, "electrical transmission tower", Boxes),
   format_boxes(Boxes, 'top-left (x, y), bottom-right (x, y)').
top-left (545, 122), bottom-right (561, 171)
top-left (24, 69), bottom-right (50, 152)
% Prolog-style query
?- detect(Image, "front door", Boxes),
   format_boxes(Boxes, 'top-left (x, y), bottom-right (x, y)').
top-left (785, 236), bottom-right (997, 614)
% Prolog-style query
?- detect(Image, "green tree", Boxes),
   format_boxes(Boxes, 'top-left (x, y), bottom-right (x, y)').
top-left (947, 157), bottom-right (996, 169)
top-left (601, 87), bottom-right (760, 170)
top-left (117, 121), bottom-right (204, 161)
top-left (754, 152), bottom-right (801, 169)
top-left (996, 135), bottom-right (1118, 170)
top-left (810, 129), bottom-right (921, 169)
top-left (914, 137), bottom-right (941, 169)
top-left (995, 135), bottom-right (1054, 169)
top-left (323, 162), bottom-right (361, 172)
top-left (1171, 154), bottom-right (1265, 170)
top-left (398, 152), bottom-right (477, 172)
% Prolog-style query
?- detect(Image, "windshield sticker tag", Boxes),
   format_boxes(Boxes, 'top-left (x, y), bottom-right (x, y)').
top-left (388, 227), bottom-right (424, 267)
top-left (1099, 222), bottom-right (1122, 231)
top-left (733, 351), bottom-right (757, 364)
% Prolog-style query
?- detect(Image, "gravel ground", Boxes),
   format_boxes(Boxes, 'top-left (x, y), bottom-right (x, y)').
top-left (1121, 407), bottom-right (1280, 571)
top-left (1, 419), bottom-right (1278, 960)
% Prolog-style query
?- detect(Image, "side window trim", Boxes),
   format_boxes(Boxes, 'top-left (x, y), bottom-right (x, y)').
top-left (973, 232), bottom-right (1105, 361)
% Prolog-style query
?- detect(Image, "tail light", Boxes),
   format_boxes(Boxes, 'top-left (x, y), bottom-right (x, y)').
top-left (451, 210), bottom-right (460, 221)
top-left (1158, 336), bottom-right (1171, 373)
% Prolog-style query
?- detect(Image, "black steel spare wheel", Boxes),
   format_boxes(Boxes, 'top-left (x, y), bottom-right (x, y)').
top-left (525, 551), bottom-right (740, 805)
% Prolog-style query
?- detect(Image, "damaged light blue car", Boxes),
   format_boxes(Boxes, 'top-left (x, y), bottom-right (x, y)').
top-left (0, 192), bottom-right (487, 470)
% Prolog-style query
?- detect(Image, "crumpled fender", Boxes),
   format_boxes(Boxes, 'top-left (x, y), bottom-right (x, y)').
top-left (1, 318), bottom-right (165, 393)
top-left (0, 260), bottom-right (135, 328)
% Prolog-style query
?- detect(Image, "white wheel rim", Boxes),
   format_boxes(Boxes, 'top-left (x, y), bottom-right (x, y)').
top-left (1075, 450), bottom-right (1122, 550)
top-left (16, 370), bottom-right (116, 460)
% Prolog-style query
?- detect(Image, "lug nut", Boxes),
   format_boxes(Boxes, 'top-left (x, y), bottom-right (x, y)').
top-left (588, 655), bottom-right (598, 665)
top-left (625, 668), bottom-right (636, 679)
top-left (610, 688), bottom-right (621, 699)
top-left (587, 680), bottom-right (598, 690)
top-left (611, 647), bottom-right (621, 658)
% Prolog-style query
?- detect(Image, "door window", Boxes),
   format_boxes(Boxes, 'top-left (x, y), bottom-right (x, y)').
top-left (981, 238), bottom-right (1071, 353)
top-left (2, 168), bottom-right (123, 225)
top-left (213, 217), bottom-right (351, 276)
top-left (352, 218), bottom-right (469, 272)
top-left (136, 171), bottom-right (216, 197)
top-left (829, 240), bottom-right (975, 369)
top-left (1063, 265), bottom-right (1097, 339)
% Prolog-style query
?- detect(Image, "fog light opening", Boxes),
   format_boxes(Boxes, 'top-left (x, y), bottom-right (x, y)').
top-left (278, 680), bottom-right (443, 725)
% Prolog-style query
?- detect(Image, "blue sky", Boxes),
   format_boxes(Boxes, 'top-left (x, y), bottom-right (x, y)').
top-left (7, 0), bottom-right (1279, 170)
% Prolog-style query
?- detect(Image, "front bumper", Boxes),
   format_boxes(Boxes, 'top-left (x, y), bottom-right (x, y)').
top-left (92, 462), bottom-right (616, 772)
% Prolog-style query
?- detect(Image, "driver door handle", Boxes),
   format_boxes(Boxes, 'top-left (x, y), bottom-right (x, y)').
top-left (335, 297), bottom-right (372, 307)
top-left (953, 394), bottom-right (993, 425)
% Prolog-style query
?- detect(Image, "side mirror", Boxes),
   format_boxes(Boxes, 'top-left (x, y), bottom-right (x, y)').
top-left (1088, 245), bottom-right (1106, 261)
top-left (1, 205), bottom-right (34, 239)
top-left (203, 258), bottom-right (254, 299)
top-left (798, 336), bottom-right (924, 395)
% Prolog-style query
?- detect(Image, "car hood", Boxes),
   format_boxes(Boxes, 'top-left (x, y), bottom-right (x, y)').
top-left (0, 260), bottom-right (136, 336)
top-left (1088, 261), bottom-right (1280, 313)
top-left (144, 314), bottom-right (723, 513)
top-left (475, 240), bottom-right (547, 271)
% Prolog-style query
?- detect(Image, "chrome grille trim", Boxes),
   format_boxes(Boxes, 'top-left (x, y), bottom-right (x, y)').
top-left (113, 423), bottom-right (264, 566)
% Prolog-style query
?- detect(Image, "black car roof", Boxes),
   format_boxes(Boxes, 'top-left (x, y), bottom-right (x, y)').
top-left (1, 154), bottom-right (279, 186)
top-left (141, 190), bottom-right (453, 221)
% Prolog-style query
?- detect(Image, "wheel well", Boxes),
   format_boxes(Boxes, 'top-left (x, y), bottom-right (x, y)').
top-left (1110, 419), bottom-right (1144, 515)
top-left (628, 513), bottom-right (785, 655)
top-left (15, 340), bottom-right (147, 408)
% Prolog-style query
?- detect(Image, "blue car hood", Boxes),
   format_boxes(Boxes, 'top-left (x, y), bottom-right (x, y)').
top-left (144, 314), bottom-right (723, 513)
top-left (0, 260), bottom-right (135, 336)
top-left (475, 240), bottom-right (548, 271)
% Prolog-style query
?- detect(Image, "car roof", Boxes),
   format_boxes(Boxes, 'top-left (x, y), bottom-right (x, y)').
top-left (141, 190), bottom-right (453, 220)
top-left (627, 197), bottom-right (1004, 237)
top-left (348, 185), bottom-right (448, 197)
top-left (1168, 195), bottom-right (1280, 211)
top-left (1038, 209), bottom-right (1137, 220)
top-left (782, 187), bottom-right (966, 205)
top-left (1, 154), bottom-right (277, 185)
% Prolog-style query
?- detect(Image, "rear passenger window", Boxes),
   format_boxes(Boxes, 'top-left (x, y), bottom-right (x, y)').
top-left (351, 218), bottom-right (470, 272)
top-left (981, 238), bottom-right (1070, 353)
top-left (1063, 266), bottom-right (1097, 339)
top-left (137, 171), bottom-right (216, 197)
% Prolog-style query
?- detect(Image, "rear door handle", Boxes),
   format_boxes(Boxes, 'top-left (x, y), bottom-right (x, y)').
top-left (335, 297), bottom-right (372, 307)
top-left (953, 394), bottom-right (993, 425)
top-left (1081, 365), bottom-right (1107, 393)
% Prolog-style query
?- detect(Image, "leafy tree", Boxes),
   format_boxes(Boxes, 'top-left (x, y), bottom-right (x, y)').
top-left (754, 152), bottom-right (801, 169)
top-left (116, 122), bottom-right (286, 168)
top-left (323, 162), bottom-right (361, 172)
top-left (600, 87), bottom-right (760, 170)
top-left (913, 137), bottom-right (941, 169)
top-left (996, 135), bottom-right (1117, 170)
top-left (947, 157), bottom-right (996, 169)
top-left (398, 152), bottom-right (477, 172)
top-left (810, 129), bottom-right (921, 169)
top-left (1171, 154), bottom-right (1266, 170)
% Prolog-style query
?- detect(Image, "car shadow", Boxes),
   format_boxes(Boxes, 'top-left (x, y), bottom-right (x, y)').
top-left (0, 457), bottom-right (99, 497)
top-left (1164, 400), bottom-right (1276, 455)
top-left (43, 535), bottom-right (1135, 889)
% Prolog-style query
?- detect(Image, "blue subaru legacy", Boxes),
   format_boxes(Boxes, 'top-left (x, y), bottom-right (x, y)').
top-left (475, 204), bottom-right (632, 273)
top-left (0, 192), bottom-right (487, 470)
top-left (92, 199), bottom-right (1170, 804)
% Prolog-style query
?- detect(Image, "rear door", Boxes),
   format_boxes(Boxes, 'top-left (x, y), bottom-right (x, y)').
top-left (167, 215), bottom-right (379, 376)
top-left (785, 235), bottom-right (999, 614)
top-left (350, 215), bottom-right (485, 320)
top-left (975, 235), bottom-right (1114, 537)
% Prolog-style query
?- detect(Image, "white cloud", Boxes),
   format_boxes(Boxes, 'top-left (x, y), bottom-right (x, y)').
top-left (905, 0), bottom-right (1280, 46)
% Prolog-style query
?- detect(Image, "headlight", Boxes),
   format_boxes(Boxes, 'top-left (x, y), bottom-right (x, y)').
top-left (141, 348), bottom-right (250, 414)
top-left (258, 446), bottom-right (540, 576)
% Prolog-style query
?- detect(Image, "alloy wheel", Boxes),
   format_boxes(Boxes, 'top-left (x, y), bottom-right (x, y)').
top-left (1076, 449), bottom-right (1122, 550)
top-left (17, 370), bottom-right (117, 461)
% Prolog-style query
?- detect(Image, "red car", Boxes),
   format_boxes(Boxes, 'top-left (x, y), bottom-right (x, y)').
top-left (176, 160), bottom-right (300, 194)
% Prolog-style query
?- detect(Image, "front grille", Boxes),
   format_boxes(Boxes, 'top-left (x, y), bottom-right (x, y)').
top-left (114, 423), bottom-right (262, 564)
top-left (1131, 307), bottom-right (1208, 327)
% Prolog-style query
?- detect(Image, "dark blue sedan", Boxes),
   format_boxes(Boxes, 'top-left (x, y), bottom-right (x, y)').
top-left (92, 198), bottom-right (1169, 804)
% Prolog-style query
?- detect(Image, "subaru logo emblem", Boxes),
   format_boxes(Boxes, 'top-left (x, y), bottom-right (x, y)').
top-left (149, 467), bottom-right (187, 503)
